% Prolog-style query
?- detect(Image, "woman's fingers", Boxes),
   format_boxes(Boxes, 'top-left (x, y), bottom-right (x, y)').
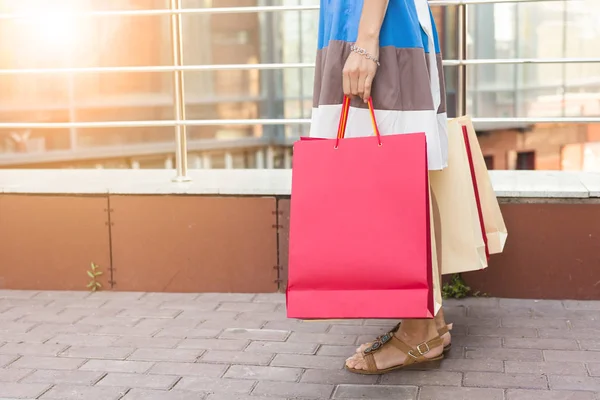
top-left (363, 74), bottom-right (374, 103)
top-left (342, 70), bottom-right (351, 97)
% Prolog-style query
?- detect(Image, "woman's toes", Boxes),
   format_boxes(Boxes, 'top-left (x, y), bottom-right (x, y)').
top-left (356, 343), bottom-right (370, 353)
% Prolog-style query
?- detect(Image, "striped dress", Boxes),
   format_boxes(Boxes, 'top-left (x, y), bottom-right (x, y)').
top-left (310, 0), bottom-right (448, 170)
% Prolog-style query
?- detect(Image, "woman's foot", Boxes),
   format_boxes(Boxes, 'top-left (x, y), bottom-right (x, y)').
top-left (346, 319), bottom-right (444, 373)
top-left (355, 309), bottom-right (452, 354)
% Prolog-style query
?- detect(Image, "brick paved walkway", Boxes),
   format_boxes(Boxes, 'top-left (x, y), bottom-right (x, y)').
top-left (0, 291), bottom-right (599, 399)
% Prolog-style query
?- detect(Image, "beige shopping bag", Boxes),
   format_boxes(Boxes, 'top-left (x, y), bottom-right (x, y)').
top-left (429, 185), bottom-right (443, 315)
top-left (455, 116), bottom-right (508, 255)
top-left (430, 117), bottom-right (488, 275)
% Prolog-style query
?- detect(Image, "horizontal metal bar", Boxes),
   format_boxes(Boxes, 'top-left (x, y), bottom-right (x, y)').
top-left (0, 63), bottom-right (314, 75)
top-left (1, 116), bottom-right (598, 130)
top-left (0, 0), bottom-right (574, 20)
top-left (0, 137), bottom-right (271, 166)
top-left (1, 57), bottom-right (598, 76)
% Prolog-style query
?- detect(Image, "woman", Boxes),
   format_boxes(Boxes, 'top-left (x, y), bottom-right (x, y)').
top-left (310, 0), bottom-right (452, 374)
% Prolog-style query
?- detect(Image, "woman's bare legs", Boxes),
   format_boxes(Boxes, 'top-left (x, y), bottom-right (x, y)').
top-left (347, 187), bottom-right (451, 370)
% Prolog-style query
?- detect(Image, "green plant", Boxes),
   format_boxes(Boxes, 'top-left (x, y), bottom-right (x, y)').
top-left (87, 262), bottom-right (103, 292)
top-left (442, 274), bottom-right (471, 299)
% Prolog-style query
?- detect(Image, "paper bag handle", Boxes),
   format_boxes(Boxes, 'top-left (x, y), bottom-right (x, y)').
top-left (335, 96), bottom-right (382, 148)
top-left (462, 124), bottom-right (490, 259)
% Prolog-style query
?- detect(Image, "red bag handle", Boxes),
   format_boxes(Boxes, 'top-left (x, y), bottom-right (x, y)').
top-left (335, 96), bottom-right (382, 148)
top-left (462, 124), bottom-right (490, 260)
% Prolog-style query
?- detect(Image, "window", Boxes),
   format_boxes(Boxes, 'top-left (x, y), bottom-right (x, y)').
top-left (516, 151), bottom-right (535, 170)
top-left (484, 155), bottom-right (495, 170)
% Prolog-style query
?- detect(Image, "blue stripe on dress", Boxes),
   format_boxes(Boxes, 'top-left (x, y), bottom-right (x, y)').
top-left (318, 0), bottom-right (441, 53)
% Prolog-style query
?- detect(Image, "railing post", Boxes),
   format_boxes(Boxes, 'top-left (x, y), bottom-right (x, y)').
top-left (457, 1), bottom-right (467, 117)
top-left (170, 0), bottom-right (191, 182)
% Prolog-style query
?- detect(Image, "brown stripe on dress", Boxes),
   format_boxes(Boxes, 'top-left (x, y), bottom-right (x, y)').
top-left (313, 40), bottom-right (446, 112)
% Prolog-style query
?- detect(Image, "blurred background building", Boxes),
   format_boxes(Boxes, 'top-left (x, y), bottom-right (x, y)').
top-left (0, 0), bottom-right (598, 170)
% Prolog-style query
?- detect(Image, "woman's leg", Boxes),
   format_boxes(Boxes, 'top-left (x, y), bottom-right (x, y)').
top-left (346, 186), bottom-right (451, 370)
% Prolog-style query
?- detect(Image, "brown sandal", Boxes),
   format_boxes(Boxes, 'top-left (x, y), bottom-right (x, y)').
top-left (366, 322), bottom-right (452, 354)
top-left (346, 333), bottom-right (445, 375)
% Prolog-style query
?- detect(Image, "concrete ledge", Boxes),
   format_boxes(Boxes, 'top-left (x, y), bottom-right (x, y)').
top-left (0, 169), bottom-right (599, 198)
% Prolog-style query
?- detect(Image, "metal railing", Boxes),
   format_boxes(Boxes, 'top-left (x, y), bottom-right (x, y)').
top-left (0, 0), bottom-right (597, 179)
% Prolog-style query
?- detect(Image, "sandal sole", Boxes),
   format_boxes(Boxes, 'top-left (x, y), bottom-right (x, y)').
top-left (345, 355), bottom-right (444, 375)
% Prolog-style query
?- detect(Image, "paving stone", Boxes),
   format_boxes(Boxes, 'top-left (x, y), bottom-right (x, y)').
top-left (245, 340), bottom-right (318, 355)
top-left (571, 320), bottom-right (600, 329)
top-left (197, 293), bottom-right (256, 302)
top-left (0, 322), bottom-right (41, 334)
top-left (464, 372), bottom-right (548, 389)
top-left (270, 354), bottom-right (345, 370)
top-left (545, 350), bottom-right (600, 363)
top-left (451, 316), bottom-right (501, 328)
top-left (33, 291), bottom-right (90, 300)
top-left (327, 325), bottom-right (389, 335)
top-left (97, 372), bottom-right (179, 390)
top-left (287, 332), bottom-right (358, 345)
top-left (224, 365), bottom-right (302, 382)
top-left (127, 348), bottom-right (202, 362)
top-left (435, 359), bottom-right (504, 373)
top-left (177, 338), bottom-right (248, 351)
top-left (539, 328), bottom-right (600, 340)
top-left (0, 354), bottom-right (19, 367)
top-left (21, 369), bottom-right (104, 385)
top-left (0, 332), bottom-right (54, 344)
top-left (578, 340), bottom-right (600, 351)
top-left (316, 345), bottom-right (358, 357)
top-left (154, 327), bottom-right (222, 339)
top-left (45, 334), bottom-right (119, 347)
top-left (0, 383), bottom-right (51, 399)
top-left (587, 363), bottom-right (600, 376)
top-left (39, 385), bottom-right (128, 399)
top-left (507, 389), bottom-right (597, 400)
top-left (468, 306), bottom-right (532, 318)
top-left (380, 370), bottom-right (464, 387)
top-left (117, 308), bottom-right (182, 319)
top-left (333, 384), bottom-right (417, 399)
top-left (263, 320), bottom-right (331, 333)
top-left (300, 368), bottom-right (378, 385)
top-left (0, 368), bottom-right (34, 382)
top-left (9, 356), bottom-right (86, 370)
top-left (451, 335), bottom-right (502, 348)
top-left (111, 336), bottom-right (181, 349)
top-left (158, 301), bottom-right (220, 311)
top-left (59, 308), bottom-right (123, 318)
top-left (501, 317), bottom-right (569, 329)
top-left (0, 343), bottom-right (67, 357)
top-left (88, 292), bottom-right (146, 301)
top-left (216, 302), bottom-right (278, 313)
top-left (94, 326), bottom-right (160, 337)
top-left (499, 298), bottom-right (564, 310)
top-left (206, 395), bottom-right (286, 400)
top-left (174, 376), bottom-right (255, 394)
top-left (121, 389), bottom-right (205, 400)
top-left (59, 346), bottom-right (134, 360)
top-left (252, 293), bottom-right (285, 303)
top-left (505, 361), bottom-right (587, 375)
top-left (201, 350), bottom-right (273, 365)
top-left (177, 310), bottom-right (239, 320)
top-left (563, 300), bottom-right (600, 310)
top-left (503, 337), bottom-right (578, 350)
top-left (549, 375), bottom-right (600, 392)
top-left (419, 386), bottom-right (505, 400)
top-left (466, 347), bottom-right (544, 361)
top-left (0, 290), bottom-right (39, 299)
top-left (136, 318), bottom-right (202, 330)
top-left (219, 328), bottom-right (289, 342)
top-left (148, 362), bottom-right (226, 377)
top-left (200, 320), bottom-right (266, 331)
top-left (48, 298), bottom-right (109, 309)
top-left (27, 323), bottom-right (99, 335)
top-left (142, 293), bottom-right (201, 301)
top-left (79, 360), bottom-right (154, 374)
top-left (252, 381), bottom-right (334, 398)
top-left (77, 316), bottom-right (141, 327)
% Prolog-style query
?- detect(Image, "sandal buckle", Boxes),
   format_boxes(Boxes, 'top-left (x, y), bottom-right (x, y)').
top-left (416, 342), bottom-right (430, 355)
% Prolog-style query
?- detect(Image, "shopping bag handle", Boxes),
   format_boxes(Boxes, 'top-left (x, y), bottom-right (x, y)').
top-left (335, 96), bottom-right (382, 148)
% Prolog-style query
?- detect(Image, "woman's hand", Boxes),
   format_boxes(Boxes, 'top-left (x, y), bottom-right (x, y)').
top-left (342, 40), bottom-right (379, 103)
